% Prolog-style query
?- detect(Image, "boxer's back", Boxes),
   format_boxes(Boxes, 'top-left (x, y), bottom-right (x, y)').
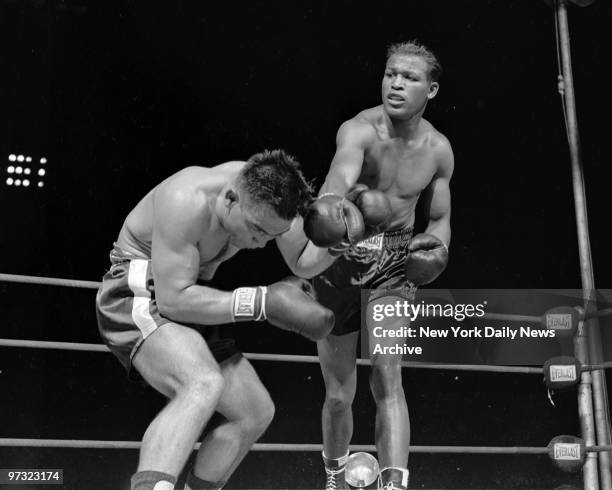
top-left (115, 163), bottom-right (243, 258)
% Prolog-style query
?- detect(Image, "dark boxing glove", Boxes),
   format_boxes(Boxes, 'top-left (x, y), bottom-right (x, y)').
top-left (404, 233), bottom-right (449, 286)
top-left (328, 184), bottom-right (392, 255)
top-left (303, 193), bottom-right (365, 248)
top-left (345, 184), bottom-right (392, 236)
top-left (230, 277), bottom-right (334, 341)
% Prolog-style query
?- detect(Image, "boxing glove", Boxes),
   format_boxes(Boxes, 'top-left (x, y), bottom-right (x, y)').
top-left (303, 193), bottom-right (365, 247)
top-left (230, 277), bottom-right (334, 341)
top-left (404, 233), bottom-right (448, 286)
top-left (328, 184), bottom-right (392, 255)
top-left (345, 184), bottom-right (392, 236)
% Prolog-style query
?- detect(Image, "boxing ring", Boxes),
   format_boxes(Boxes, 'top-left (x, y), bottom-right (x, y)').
top-left (1, 272), bottom-right (612, 488)
top-left (1, 1), bottom-right (610, 488)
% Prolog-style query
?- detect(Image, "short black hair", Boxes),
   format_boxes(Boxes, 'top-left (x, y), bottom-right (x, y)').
top-left (239, 149), bottom-right (314, 219)
top-left (387, 40), bottom-right (442, 82)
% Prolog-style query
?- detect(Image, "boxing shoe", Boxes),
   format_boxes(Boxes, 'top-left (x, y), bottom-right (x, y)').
top-left (379, 467), bottom-right (409, 490)
top-left (323, 452), bottom-right (349, 490)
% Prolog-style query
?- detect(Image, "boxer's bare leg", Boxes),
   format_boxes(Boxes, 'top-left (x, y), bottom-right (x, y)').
top-left (189, 355), bottom-right (275, 485)
top-left (318, 331), bottom-right (359, 458)
top-left (132, 323), bottom-right (225, 477)
top-left (366, 296), bottom-right (410, 469)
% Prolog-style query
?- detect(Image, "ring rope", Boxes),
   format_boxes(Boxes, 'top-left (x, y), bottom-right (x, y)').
top-left (0, 273), bottom-right (100, 290)
top-left (2, 438), bottom-right (610, 454)
top-left (2, 273), bottom-right (612, 323)
top-left (0, 338), bottom-right (543, 374)
top-left (480, 312), bottom-right (541, 323)
top-left (0, 438), bottom-right (548, 454)
top-left (2, 438), bottom-right (611, 454)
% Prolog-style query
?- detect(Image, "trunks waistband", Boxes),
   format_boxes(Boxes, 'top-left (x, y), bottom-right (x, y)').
top-left (353, 225), bottom-right (413, 251)
top-left (109, 244), bottom-right (149, 265)
top-left (107, 244), bottom-right (213, 287)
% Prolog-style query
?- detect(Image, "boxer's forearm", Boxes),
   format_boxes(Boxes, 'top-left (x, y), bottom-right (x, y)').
top-left (157, 285), bottom-right (234, 325)
top-left (424, 216), bottom-right (451, 247)
top-left (277, 217), bottom-right (335, 278)
top-left (291, 241), bottom-right (337, 278)
top-left (318, 174), bottom-right (352, 197)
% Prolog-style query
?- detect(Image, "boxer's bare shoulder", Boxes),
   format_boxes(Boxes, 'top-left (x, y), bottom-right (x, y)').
top-left (420, 123), bottom-right (453, 177)
top-left (117, 162), bottom-right (246, 257)
top-left (336, 109), bottom-right (380, 147)
top-left (419, 120), bottom-right (451, 154)
top-left (156, 161), bottom-right (245, 198)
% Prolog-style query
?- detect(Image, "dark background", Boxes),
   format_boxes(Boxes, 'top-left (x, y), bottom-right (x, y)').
top-left (1, 0), bottom-right (611, 488)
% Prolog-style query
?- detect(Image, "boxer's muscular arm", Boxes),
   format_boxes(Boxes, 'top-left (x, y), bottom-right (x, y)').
top-left (319, 119), bottom-right (370, 196)
top-left (419, 139), bottom-right (454, 246)
top-left (151, 185), bottom-right (233, 325)
top-left (276, 217), bottom-right (335, 279)
top-left (276, 120), bottom-right (370, 277)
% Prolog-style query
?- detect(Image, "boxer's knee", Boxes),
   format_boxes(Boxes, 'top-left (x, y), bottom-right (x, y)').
top-left (240, 395), bottom-right (275, 439)
top-left (324, 384), bottom-right (355, 414)
top-left (369, 363), bottom-right (403, 401)
top-left (178, 369), bottom-right (225, 409)
top-left (256, 396), bottom-right (276, 431)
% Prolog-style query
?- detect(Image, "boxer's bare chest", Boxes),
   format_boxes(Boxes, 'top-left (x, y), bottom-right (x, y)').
top-left (362, 137), bottom-right (438, 199)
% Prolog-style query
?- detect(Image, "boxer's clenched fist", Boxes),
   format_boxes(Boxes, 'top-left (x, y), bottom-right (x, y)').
top-left (404, 233), bottom-right (448, 286)
top-left (230, 276), bottom-right (334, 341)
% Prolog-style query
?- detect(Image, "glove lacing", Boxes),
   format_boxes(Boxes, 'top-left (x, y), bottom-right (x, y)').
top-left (258, 286), bottom-right (267, 321)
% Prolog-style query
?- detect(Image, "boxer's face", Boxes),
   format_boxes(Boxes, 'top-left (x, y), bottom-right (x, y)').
top-left (225, 193), bottom-right (291, 249)
top-left (382, 54), bottom-right (438, 119)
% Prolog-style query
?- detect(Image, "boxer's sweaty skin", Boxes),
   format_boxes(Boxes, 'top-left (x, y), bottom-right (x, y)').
top-left (277, 55), bottom-right (453, 279)
top-left (324, 107), bottom-right (451, 232)
top-left (100, 155), bottom-right (310, 489)
top-left (277, 51), bottom-right (455, 484)
top-left (114, 162), bottom-right (291, 327)
top-left (116, 164), bottom-right (242, 281)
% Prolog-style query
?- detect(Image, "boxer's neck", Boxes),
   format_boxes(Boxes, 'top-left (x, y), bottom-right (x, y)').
top-left (385, 103), bottom-right (426, 141)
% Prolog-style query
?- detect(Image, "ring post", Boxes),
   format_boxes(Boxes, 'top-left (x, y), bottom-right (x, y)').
top-left (555, 1), bottom-right (612, 488)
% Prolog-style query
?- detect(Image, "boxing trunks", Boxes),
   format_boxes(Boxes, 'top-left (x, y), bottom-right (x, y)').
top-left (313, 225), bottom-right (416, 336)
top-left (96, 245), bottom-right (239, 382)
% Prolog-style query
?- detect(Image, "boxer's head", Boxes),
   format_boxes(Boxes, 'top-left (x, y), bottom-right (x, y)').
top-left (382, 41), bottom-right (441, 120)
top-left (223, 149), bottom-right (313, 249)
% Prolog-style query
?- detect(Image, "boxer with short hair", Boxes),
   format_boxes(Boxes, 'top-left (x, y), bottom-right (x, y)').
top-left (278, 41), bottom-right (453, 490)
top-left (96, 149), bottom-right (333, 490)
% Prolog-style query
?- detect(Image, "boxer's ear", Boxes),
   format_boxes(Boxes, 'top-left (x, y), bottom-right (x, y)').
top-left (427, 81), bottom-right (439, 99)
top-left (225, 189), bottom-right (239, 208)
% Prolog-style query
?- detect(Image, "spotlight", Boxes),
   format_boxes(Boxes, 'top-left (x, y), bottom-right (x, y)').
top-left (24, 168), bottom-right (31, 175)
top-left (14, 179), bottom-right (22, 186)
top-left (25, 156), bottom-right (32, 163)
top-left (17, 155), bottom-right (24, 162)
top-left (6, 177), bottom-right (14, 186)
top-left (16, 166), bottom-right (23, 174)
top-left (7, 166), bottom-right (15, 174)
top-left (40, 157), bottom-right (47, 164)
top-left (38, 181), bottom-right (44, 188)
top-left (8, 154), bottom-right (16, 162)
top-left (38, 168), bottom-right (46, 177)
top-left (23, 179), bottom-right (30, 187)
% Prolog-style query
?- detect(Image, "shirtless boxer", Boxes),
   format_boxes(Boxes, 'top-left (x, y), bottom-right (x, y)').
top-left (95, 150), bottom-right (334, 490)
top-left (278, 41), bottom-right (453, 489)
